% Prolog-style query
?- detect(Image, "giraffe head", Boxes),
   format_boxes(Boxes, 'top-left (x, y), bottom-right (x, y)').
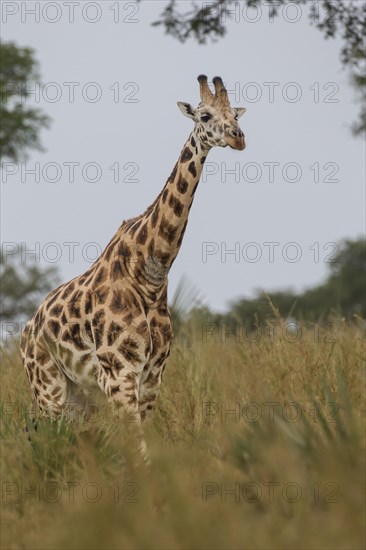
top-left (177, 75), bottom-right (246, 151)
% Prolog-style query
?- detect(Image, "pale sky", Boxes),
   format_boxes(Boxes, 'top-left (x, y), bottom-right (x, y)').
top-left (1, 1), bottom-right (365, 311)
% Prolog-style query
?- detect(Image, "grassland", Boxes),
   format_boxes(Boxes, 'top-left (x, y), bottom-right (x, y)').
top-left (1, 316), bottom-right (365, 550)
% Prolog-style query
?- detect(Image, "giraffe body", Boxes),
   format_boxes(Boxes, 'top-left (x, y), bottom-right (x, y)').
top-left (20, 75), bottom-right (246, 446)
top-left (20, 231), bottom-right (172, 423)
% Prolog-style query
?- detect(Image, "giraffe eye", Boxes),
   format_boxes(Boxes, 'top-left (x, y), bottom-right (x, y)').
top-left (234, 114), bottom-right (238, 121)
top-left (200, 114), bottom-right (211, 123)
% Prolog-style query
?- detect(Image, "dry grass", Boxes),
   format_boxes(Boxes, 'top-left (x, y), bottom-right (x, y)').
top-left (1, 318), bottom-right (365, 550)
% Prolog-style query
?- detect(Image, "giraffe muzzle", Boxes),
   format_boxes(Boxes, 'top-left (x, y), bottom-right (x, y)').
top-left (225, 129), bottom-right (246, 151)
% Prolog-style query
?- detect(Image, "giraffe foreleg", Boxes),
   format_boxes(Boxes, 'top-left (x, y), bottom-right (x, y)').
top-left (24, 352), bottom-right (69, 421)
top-left (139, 349), bottom-right (170, 422)
top-left (95, 350), bottom-right (149, 463)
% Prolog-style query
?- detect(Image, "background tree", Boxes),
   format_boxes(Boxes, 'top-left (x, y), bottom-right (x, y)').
top-left (0, 248), bottom-right (59, 322)
top-left (318, 238), bottom-right (366, 317)
top-left (151, 0), bottom-right (366, 136)
top-left (182, 238), bottom-right (366, 328)
top-left (227, 238), bottom-right (366, 323)
top-left (0, 41), bottom-right (50, 162)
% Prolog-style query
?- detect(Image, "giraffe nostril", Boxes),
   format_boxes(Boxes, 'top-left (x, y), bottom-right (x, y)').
top-left (231, 129), bottom-right (243, 138)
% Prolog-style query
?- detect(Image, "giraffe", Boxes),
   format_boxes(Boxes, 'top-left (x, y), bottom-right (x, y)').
top-left (20, 75), bottom-right (246, 456)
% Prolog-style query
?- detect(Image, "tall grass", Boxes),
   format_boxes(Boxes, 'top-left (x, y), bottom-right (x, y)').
top-left (1, 317), bottom-right (365, 550)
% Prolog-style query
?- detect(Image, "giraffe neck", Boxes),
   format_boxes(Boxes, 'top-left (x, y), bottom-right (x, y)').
top-left (122, 129), bottom-right (210, 300)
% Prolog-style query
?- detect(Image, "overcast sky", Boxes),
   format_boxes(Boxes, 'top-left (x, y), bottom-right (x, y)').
top-left (1, 1), bottom-right (365, 311)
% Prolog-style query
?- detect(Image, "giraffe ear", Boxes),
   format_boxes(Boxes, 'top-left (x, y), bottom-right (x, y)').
top-left (235, 107), bottom-right (246, 119)
top-left (177, 102), bottom-right (196, 120)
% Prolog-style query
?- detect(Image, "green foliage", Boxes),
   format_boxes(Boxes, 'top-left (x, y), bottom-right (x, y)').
top-left (0, 41), bottom-right (50, 162)
top-left (151, 0), bottom-right (228, 44)
top-left (151, 0), bottom-right (366, 136)
top-left (232, 367), bottom-right (361, 476)
top-left (0, 247), bottom-right (60, 322)
top-left (351, 71), bottom-right (366, 136)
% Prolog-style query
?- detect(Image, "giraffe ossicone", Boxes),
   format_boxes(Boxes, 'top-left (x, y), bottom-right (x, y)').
top-left (20, 75), bottom-right (246, 457)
